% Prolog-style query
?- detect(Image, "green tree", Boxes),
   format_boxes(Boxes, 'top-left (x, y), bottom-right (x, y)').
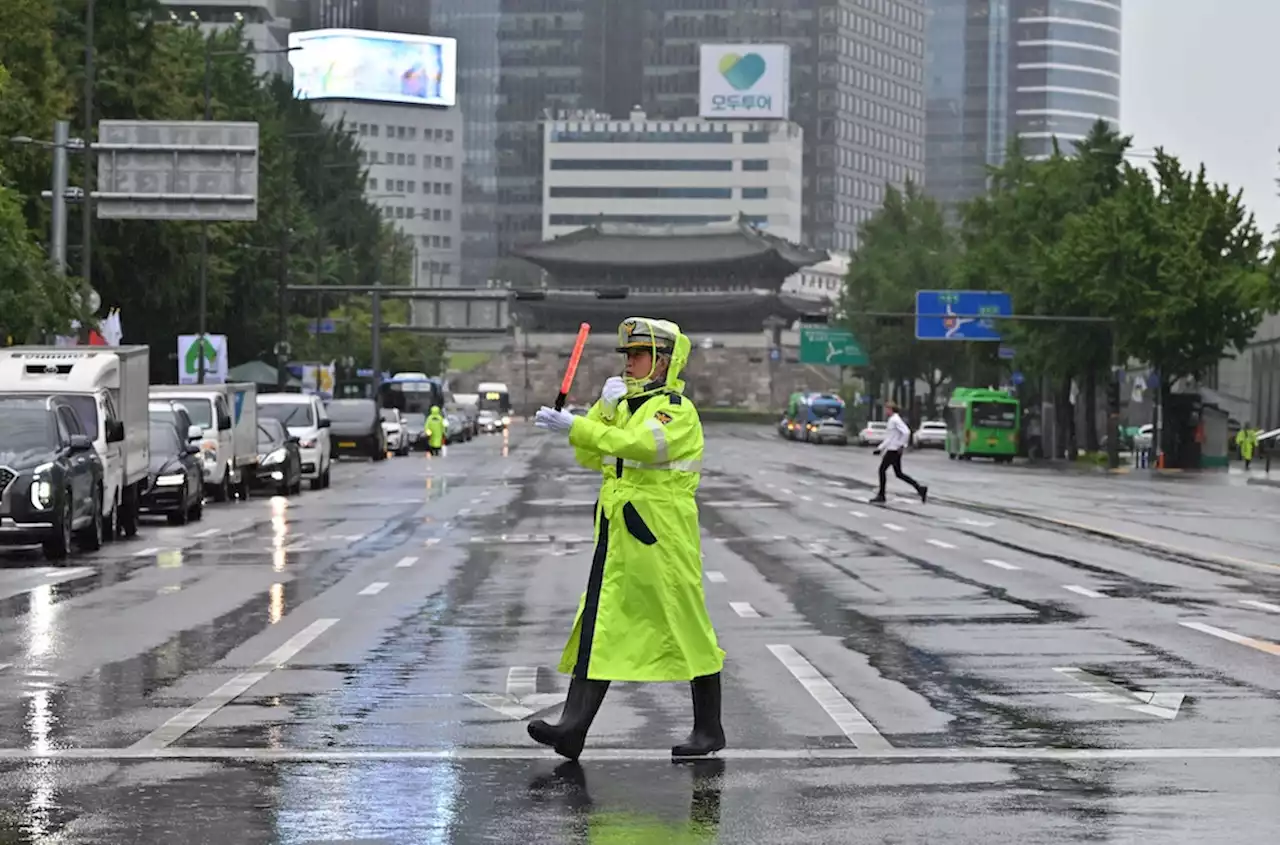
top-left (1062, 151), bottom-right (1277, 408)
top-left (840, 180), bottom-right (959, 416)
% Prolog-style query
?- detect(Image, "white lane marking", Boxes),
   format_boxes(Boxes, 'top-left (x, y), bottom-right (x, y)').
top-left (883, 523), bottom-right (904, 532)
top-left (799, 495), bottom-right (813, 502)
top-left (956, 518), bottom-right (996, 528)
top-left (470, 497), bottom-right (483, 504)
top-left (458, 508), bottom-right (472, 516)
top-left (822, 501), bottom-right (838, 509)
top-left (1181, 621), bottom-right (1280, 656)
top-left (7, 745), bottom-right (1280, 762)
top-left (194, 528), bottom-right (220, 538)
top-left (48, 567), bottom-right (93, 579)
top-left (781, 488), bottom-right (794, 495)
top-left (705, 571), bottom-right (727, 583)
top-left (849, 510), bottom-right (866, 519)
top-left (984, 559), bottom-right (1021, 571)
top-left (425, 538), bottom-right (440, 547)
top-left (358, 582), bottom-right (389, 596)
top-left (394, 557), bottom-right (418, 569)
top-left (134, 547), bottom-right (160, 558)
top-left (284, 544), bottom-right (310, 552)
top-left (730, 602), bottom-right (760, 618)
top-left (926, 539), bottom-right (956, 549)
top-left (1054, 667), bottom-right (1184, 720)
top-left (1064, 585), bottom-right (1106, 599)
top-left (765, 482), bottom-right (776, 489)
top-left (131, 618), bottom-right (338, 750)
top-left (1241, 599), bottom-right (1280, 614)
top-left (767, 644), bottom-right (891, 750)
top-left (344, 534), bottom-right (365, 542)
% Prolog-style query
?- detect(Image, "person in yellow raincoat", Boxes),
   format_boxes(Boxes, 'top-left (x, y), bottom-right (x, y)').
top-left (530, 317), bottom-right (725, 762)
top-left (1236, 423), bottom-right (1259, 470)
top-left (424, 405), bottom-right (446, 456)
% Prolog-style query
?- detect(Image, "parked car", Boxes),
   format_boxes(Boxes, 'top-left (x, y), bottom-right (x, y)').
top-left (380, 407), bottom-right (411, 456)
top-left (913, 420), bottom-right (947, 449)
top-left (327, 399), bottom-right (387, 460)
top-left (254, 418), bottom-right (303, 495)
top-left (139, 419), bottom-right (204, 525)
top-left (0, 395), bottom-right (106, 560)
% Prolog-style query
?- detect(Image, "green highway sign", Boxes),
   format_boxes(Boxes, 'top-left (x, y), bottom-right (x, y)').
top-left (799, 327), bottom-right (868, 366)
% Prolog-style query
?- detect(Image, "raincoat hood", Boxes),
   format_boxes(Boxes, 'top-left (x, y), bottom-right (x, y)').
top-left (617, 317), bottom-right (690, 398)
top-left (428, 405), bottom-right (442, 416)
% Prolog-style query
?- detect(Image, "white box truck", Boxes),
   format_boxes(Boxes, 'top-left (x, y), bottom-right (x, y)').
top-left (0, 346), bottom-right (151, 537)
top-left (149, 383), bottom-right (259, 501)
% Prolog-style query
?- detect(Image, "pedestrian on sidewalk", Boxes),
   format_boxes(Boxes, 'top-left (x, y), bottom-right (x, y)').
top-left (870, 399), bottom-right (928, 504)
top-left (530, 317), bottom-right (726, 762)
top-left (1236, 422), bottom-right (1258, 470)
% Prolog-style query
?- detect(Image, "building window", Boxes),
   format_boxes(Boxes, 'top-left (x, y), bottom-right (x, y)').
top-left (368, 178), bottom-right (377, 190)
top-left (740, 131), bottom-right (769, 143)
top-left (742, 159), bottom-right (769, 171)
top-left (742, 187), bottom-right (768, 199)
top-left (445, 130), bottom-right (454, 142)
top-left (432, 208), bottom-right (441, 221)
top-left (445, 156), bottom-right (454, 169)
top-left (408, 153), bottom-right (416, 166)
top-left (443, 236), bottom-right (452, 248)
top-left (550, 159), bottom-right (735, 171)
top-left (443, 209), bottom-right (452, 221)
top-left (441, 262), bottom-right (451, 275)
top-left (444, 183), bottom-right (452, 195)
top-left (370, 125), bottom-right (379, 138)
top-left (548, 186), bottom-right (733, 199)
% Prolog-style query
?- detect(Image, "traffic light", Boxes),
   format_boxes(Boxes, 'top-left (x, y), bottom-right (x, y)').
top-left (1106, 378), bottom-right (1121, 412)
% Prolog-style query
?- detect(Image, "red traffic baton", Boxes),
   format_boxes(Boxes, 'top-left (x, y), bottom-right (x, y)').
top-left (554, 323), bottom-right (591, 411)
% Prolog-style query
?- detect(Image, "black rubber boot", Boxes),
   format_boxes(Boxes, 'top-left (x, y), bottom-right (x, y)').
top-left (672, 673), bottom-right (726, 758)
top-left (528, 677), bottom-right (610, 761)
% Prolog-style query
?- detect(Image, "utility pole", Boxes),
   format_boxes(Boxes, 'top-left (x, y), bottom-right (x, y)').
top-left (50, 121), bottom-right (70, 275)
top-left (277, 226), bottom-right (291, 391)
top-left (197, 41), bottom-right (213, 384)
top-left (79, 0), bottom-right (95, 343)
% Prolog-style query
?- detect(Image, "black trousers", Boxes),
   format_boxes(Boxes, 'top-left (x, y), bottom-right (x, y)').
top-left (878, 448), bottom-right (922, 497)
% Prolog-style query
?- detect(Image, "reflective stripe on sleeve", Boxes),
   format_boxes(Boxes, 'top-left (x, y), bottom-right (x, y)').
top-left (645, 419), bottom-right (670, 463)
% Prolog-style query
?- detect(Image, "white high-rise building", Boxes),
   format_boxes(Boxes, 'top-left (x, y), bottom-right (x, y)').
top-left (313, 102), bottom-right (465, 288)
top-left (160, 0), bottom-right (294, 77)
top-left (541, 110), bottom-right (804, 244)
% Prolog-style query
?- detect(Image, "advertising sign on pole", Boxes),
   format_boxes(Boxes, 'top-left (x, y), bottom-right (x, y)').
top-left (177, 334), bottom-right (228, 384)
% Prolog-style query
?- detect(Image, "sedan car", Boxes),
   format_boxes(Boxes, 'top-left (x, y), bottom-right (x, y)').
top-left (0, 395), bottom-right (105, 560)
top-left (327, 399), bottom-right (387, 461)
top-left (913, 420), bottom-right (947, 449)
top-left (380, 407), bottom-right (411, 456)
top-left (254, 418), bottom-right (303, 495)
top-left (477, 409), bottom-right (505, 434)
top-left (139, 420), bottom-right (205, 525)
top-left (857, 420), bottom-right (888, 447)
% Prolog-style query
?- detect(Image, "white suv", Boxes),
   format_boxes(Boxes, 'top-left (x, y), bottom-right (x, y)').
top-left (257, 394), bottom-right (332, 490)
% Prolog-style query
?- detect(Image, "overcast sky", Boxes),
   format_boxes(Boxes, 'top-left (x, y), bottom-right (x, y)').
top-left (1122, 0), bottom-right (1280, 235)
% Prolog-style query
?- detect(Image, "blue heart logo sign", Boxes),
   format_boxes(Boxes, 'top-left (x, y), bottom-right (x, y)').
top-left (719, 52), bottom-right (767, 91)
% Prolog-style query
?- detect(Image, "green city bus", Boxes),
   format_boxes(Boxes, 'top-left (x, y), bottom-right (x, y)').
top-left (945, 387), bottom-right (1020, 462)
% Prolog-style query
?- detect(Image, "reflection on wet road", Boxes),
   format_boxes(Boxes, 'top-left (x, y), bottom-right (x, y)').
top-left (0, 425), bottom-right (1277, 842)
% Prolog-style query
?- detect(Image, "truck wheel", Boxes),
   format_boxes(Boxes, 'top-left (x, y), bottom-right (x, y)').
top-left (76, 486), bottom-right (104, 551)
top-left (42, 495), bottom-right (73, 561)
top-left (120, 487), bottom-right (140, 537)
top-left (103, 493), bottom-right (117, 540)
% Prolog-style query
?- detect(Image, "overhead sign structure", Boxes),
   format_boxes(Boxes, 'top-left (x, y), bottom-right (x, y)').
top-left (915, 290), bottom-right (1012, 342)
top-left (799, 327), bottom-right (868, 367)
top-left (96, 120), bottom-right (259, 221)
top-left (177, 334), bottom-right (228, 384)
top-left (698, 43), bottom-right (791, 119)
top-left (289, 29), bottom-right (458, 108)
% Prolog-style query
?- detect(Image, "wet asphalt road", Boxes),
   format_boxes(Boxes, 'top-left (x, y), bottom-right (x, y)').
top-left (0, 424), bottom-right (1278, 843)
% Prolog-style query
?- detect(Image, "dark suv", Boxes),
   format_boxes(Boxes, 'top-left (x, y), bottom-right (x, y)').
top-left (0, 395), bottom-right (105, 560)
top-left (327, 399), bottom-right (387, 461)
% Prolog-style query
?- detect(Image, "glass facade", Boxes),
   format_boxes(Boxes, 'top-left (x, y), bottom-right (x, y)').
top-left (924, 0), bottom-right (1120, 210)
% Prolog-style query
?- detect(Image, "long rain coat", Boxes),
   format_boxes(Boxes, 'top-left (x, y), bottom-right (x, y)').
top-left (1236, 428), bottom-right (1258, 462)
top-left (558, 330), bottom-right (725, 682)
top-left (425, 406), bottom-right (446, 449)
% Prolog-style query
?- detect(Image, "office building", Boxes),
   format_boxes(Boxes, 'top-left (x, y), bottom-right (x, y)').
top-left (542, 110), bottom-right (804, 243)
top-left (312, 101), bottom-right (464, 288)
top-left (925, 0), bottom-right (1121, 209)
top-left (161, 0), bottom-right (294, 76)
top-left (428, 0), bottom-right (926, 283)
top-left (297, 0), bottom-right (432, 34)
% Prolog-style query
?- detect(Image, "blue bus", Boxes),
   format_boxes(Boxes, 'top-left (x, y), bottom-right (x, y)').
top-left (378, 373), bottom-right (446, 448)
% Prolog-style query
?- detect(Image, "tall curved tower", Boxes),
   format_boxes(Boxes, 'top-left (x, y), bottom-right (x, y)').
top-left (1009, 0), bottom-right (1121, 157)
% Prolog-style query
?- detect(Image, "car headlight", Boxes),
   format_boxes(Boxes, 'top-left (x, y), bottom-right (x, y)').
top-left (501, 416), bottom-right (510, 425)
top-left (156, 473), bottom-right (186, 487)
top-left (29, 463), bottom-right (54, 509)
top-left (261, 448), bottom-right (287, 465)
top-left (299, 437), bottom-right (317, 449)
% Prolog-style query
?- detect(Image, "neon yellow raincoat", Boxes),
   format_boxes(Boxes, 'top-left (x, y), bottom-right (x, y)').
top-left (558, 320), bottom-right (724, 682)
top-left (425, 405), bottom-right (446, 449)
top-left (1236, 427), bottom-right (1258, 462)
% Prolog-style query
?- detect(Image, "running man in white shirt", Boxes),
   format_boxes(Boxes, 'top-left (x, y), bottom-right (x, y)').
top-left (870, 400), bottom-right (928, 504)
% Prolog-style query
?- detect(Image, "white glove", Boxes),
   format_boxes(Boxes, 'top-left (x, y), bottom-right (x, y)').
top-left (534, 406), bottom-right (575, 433)
top-left (601, 376), bottom-right (627, 408)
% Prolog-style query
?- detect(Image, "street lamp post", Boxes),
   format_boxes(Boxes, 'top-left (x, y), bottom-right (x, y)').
top-left (81, 0), bottom-right (95, 343)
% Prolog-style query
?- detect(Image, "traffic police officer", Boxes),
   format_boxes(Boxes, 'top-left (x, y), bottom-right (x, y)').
top-left (531, 317), bottom-right (726, 761)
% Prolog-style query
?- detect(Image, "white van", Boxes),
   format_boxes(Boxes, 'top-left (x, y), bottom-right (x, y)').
top-left (150, 383), bottom-right (259, 501)
top-left (0, 346), bottom-right (151, 537)
top-left (257, 393), bottom-right (332, 489)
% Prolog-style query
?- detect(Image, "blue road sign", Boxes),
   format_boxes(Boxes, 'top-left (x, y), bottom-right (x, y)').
top-left (1011, 371), bottom-right (1024, 386)
top-left (915, 290), bottom-right (1012, 341)
top-left (998, 345), bottom-right (1016, 360)
top-left (769, 348), bottom-right (781, 362)
top-left (309, 317), bottom-right (338, 334)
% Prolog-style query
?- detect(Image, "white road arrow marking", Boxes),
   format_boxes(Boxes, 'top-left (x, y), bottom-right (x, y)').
top-left (1054, 667), bottom-right (1184, 719)
top-left (465, 666), bottom-right (565, 721)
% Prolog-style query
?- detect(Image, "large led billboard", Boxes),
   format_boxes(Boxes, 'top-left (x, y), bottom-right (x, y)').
top-left (289, 29), bottom-right (457, 108)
